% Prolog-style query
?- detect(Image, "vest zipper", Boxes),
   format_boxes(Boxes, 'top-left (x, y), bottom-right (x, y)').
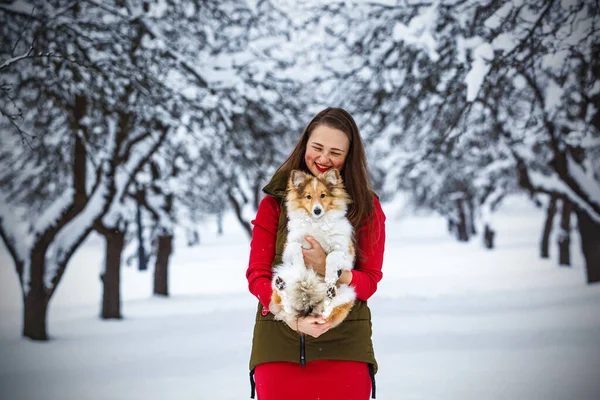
top-left (299, 333), bottom-right (306, 367)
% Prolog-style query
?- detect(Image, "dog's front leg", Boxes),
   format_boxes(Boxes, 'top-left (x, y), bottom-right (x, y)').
top-left (324, 250), bottom-right (353, 286)
top-left (283, 241), bottom-right (305, 268)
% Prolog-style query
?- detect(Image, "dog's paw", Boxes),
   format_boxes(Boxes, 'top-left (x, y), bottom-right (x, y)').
top-left (327, 286), bottom-right (336, 299)
top-left (274, 276), bottom-right (286, 291)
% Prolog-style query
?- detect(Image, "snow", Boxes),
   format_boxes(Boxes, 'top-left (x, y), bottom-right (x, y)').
top-left (544, 80), bottom-right (564, 113)
top-left (33, 188), bottom-right (75, 238)
top-left (480, 186), bottom-right (504, 227)
top-left (1, 195), bottom-right (599, 399)
top-left (465, 42), bottom-right (494, 102)
top-left (484, 1), bottom-right (513, 30)
top-left (591, 80), bottom-right (600, 96)
top-left (0, 47), bottom-right (33, 71)
top-left (528, 170), bottom-right (600, 223)
top-left (392, 2), bottom-right (440, 62)
top-left (567, 154), bottom-right (600, 208)
top-left (455, 36), bottom-right (481, 64)
top-left (564, 129), bottom-right (600, 149)
top-left (0, 195), bottom-right (31, 267)
top-left (541, 50), bottom-right (569, 71)
top-left (45, 181), bottom-right (110, 290)
top-left (513, 74), bottom-right (526, 90)
top-left (491, 32), bottom-right (516, 53)
top-left (146, 0), bottom-right (167, 19)
top-left (0, 0), bottom-right (35, 15)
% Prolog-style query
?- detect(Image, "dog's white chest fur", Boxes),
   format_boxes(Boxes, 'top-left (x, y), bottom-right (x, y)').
top-left (282, 208), bottom-right (354, 288)
top-left (287, 209), bottom-right (352, 254)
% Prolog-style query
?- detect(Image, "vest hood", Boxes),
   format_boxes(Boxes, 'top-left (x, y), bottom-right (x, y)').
top-left (262, 170), bottom-right (289, 199)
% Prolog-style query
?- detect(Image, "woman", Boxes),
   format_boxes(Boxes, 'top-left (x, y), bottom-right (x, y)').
top-left (246, 107), bottom-right (386, 399)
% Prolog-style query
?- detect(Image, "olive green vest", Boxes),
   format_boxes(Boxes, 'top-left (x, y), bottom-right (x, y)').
top-left (248, 171), bottom-right (378, 374)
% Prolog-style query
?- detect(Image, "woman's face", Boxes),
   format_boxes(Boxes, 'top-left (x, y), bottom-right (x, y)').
top-left (304, 124), bottom-right (350, 176)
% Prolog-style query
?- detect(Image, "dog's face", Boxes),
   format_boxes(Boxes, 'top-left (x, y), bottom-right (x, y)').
top-left (286, 169), bottom-right (349, 218)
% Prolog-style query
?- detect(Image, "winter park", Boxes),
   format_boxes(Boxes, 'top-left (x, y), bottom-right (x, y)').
top-left (1, 0), bottom-right (599, 399)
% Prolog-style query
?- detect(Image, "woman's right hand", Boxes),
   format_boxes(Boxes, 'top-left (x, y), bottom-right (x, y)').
top-left (285, 315), bottom-right (333, 338)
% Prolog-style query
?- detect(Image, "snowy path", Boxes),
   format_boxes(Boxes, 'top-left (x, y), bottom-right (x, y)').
top-left (1, 196), bottom-right (599, 399)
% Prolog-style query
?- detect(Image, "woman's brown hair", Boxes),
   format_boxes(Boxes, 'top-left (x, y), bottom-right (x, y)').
top-left (275, 107), bottom-right (374, 232)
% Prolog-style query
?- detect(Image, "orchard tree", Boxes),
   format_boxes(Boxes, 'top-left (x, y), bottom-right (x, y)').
top-left (472, 0), bottom-right (600, 281)
top-left (0, 0), bottom-right (194, 339)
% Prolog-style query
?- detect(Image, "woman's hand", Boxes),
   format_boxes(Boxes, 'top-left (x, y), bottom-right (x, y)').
top-left (284, 315), bottom-right (332, 338)
top-left (302, 236), bottom-right (326, 276)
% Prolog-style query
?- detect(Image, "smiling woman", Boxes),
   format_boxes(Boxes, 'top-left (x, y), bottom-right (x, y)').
top-left (304, 125), bottom-right (349, 175)
top-left (245, 107), bottom-right (386, 400)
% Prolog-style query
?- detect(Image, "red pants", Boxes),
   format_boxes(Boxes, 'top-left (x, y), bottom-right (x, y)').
top-left (254, 360), bottom-right (372, 400)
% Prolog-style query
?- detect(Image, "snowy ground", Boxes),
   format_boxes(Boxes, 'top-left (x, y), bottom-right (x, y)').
top-left (1, 195), bottom-right (599, 400)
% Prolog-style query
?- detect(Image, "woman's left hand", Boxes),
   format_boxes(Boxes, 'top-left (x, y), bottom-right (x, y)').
top-left (302, 236), bottom-right (326, 276)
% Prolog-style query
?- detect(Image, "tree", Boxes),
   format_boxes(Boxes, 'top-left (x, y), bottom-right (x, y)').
top-left (475, 0), bottom-right (600, 282)
top-left (0, 0), bottom-right (181, 339)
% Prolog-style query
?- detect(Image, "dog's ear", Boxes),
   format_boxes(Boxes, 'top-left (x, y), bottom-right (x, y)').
top-left (290, 170), bottom-right (306, 189)
top-left (323, 169), bottom-right (341, 186)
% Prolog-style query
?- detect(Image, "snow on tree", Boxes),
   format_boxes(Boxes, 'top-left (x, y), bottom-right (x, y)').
top-left (306, 0), bottom-right (598, 281)
top-left (0, 0), bottom-right (193, 339)
top-left (468, 0), bottom-right (600, 282)
top-left (171, 0), bottom-right (310, 239)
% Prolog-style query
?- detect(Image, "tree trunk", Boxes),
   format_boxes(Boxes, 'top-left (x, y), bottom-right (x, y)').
top-left (217, 211), bottom-right (223, 236)
top-left (540, 194), bottom-right (557, 258)
top-left (447, 218), bottom-right (455, 234)
top-left (136, 200), bottom-right (147, 271)
top-left (23, 287), bottom-right (49, 341)
top-left (100, 228), bottom-right (125, 319)
top-left (154, 234), bottom-right (172, 296)
top-left (558, 198), bottom-right (573, 266)
top-left (23, 246), bottom-right (50, 340)
top-left (228, 192), bottom-right (252, 239)
top-left (483, 224), bottom-right (495, 249)
top-left (187, 229), bottom-right (200, 246)
top-left (575, 209), bottom-right (600, 284)
top-left (455, 198), bottom-right (469, 242)
top-left (467, 197), bottom-right (477, 236)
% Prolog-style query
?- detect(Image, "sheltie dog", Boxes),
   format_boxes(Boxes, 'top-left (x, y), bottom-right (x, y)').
top-left (269, 169), bottom-right (356, 328)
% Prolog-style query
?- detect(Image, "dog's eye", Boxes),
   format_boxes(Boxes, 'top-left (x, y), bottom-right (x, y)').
top-left (320, 194), bottom-right (325, 198)
top-left (307, 195), bottom-right (312, 199)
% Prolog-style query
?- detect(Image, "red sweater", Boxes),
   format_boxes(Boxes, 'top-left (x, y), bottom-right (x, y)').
top-left (246, 195), bottom-right (386, 311)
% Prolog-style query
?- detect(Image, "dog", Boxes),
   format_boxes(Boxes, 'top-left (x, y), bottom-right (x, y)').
top-left (270, 169), bottom-right (356, 328)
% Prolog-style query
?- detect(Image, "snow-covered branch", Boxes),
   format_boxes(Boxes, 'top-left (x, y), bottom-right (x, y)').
top-left (0, 46), bottom-right (33, 71)
top-left (0, 0), bottom-right (36, 18)
top-left (140, 192), bottom-right (173, 233)
top-left (528, 170), bottom-right (600, 224)
top-left (79, 0), bottom-right (128, 19)
top-left (138, 21), bottom-right (209, 88)
top-left (45, 174), bottom-right (111, 293)
top-left (481, 186), bottom-right (505, 225)
top-left (82, 0), bottom-right (210, 87)
top-left (32, 188), bottom-right (75, 240)
top-left (118, 126), bottom-right (170, 203)
top-left (567, 154), bottom-right (600, 210)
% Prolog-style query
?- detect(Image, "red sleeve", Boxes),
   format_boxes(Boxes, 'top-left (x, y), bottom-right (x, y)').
top-left (246, 195), bottom-right (280, 309)
top-left (350, 196), bottom-right (386, 301)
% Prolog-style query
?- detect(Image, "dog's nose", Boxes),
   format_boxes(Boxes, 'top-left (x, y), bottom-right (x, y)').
top-left (314, 208), bottom-right (321, 215)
